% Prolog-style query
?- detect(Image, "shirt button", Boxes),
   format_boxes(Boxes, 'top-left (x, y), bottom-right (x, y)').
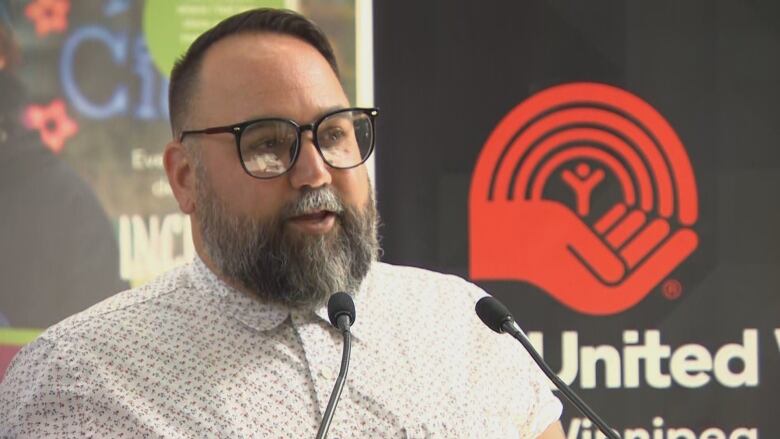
top-left (321, 368), bottom-right (335, 380)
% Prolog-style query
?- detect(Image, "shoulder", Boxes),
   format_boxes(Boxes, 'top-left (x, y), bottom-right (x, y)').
top-left (371, 262), bottom-right (486, 299)
top-left (367, 262), bottom-right (488, 323)
top-left (43, 262), bottom-right (194, 341)
top-left (0, 262), bottom-right (201, 426)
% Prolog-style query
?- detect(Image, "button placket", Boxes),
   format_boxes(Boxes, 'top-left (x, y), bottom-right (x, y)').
top-left (291, 311), bottom-right (343, 421)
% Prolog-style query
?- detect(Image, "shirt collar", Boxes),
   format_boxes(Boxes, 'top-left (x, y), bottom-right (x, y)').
top-left (190, 255), bottom-right (374, 339)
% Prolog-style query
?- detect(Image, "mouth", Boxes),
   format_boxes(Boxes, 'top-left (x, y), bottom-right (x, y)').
top-left (286, 210), bottom-right (338, 233)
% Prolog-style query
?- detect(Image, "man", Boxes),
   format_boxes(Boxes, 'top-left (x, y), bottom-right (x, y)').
top-left (0, 8), bottom-right (565, 438)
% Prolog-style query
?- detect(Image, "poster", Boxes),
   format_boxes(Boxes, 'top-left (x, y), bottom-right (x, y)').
top-left (375, 1), bottom-right (779, 436)
top-left (0, 0), bottom-right (368, 378)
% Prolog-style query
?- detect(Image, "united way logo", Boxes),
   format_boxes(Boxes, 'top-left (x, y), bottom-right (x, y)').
top-left (469, 82), bottom-right (699, 315)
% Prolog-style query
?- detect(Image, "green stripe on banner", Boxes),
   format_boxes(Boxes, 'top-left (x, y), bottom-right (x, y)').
top-left (0, 328), bottom-right (42, 346)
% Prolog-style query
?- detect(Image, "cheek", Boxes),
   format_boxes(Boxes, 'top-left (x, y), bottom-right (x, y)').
top-left (334, 168), bottom-right (371, 206)
top-left (205, 161), bottom-right (288, 219)
top-left (200, 149), bottom-right (244, 193)
top-left (237, 182), bottom-right (289, 219)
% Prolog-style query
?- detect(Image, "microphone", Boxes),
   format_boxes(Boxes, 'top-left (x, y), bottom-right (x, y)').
top-left (316, 292), bottom-right (355, 439)
top-left (475, 296), bottom-right (621, 439)
top-left (327, 291), bottom-right (356, 332)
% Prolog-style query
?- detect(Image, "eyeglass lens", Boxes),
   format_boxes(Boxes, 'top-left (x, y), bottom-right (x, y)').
top-left (239, 109), bottom-right (374, 178)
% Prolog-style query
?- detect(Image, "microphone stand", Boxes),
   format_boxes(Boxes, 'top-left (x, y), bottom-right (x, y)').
top-left (315, 315), bottom-right (352, 439)
top-left (502, 320), bottom-right (620, 439)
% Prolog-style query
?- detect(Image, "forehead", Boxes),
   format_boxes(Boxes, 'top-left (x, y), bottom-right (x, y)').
top-left (192, 32), bottom-right (347, 125)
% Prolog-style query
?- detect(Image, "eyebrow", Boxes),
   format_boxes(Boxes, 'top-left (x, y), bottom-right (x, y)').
top-left (246, 105), bottom-right (348, 125)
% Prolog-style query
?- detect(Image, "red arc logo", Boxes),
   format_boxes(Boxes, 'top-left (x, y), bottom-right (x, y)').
top-left (469, 82), bottom-right (699, 315)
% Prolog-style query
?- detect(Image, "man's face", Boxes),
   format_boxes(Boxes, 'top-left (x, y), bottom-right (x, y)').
top-left (184, 32), bottom-right (378, 307)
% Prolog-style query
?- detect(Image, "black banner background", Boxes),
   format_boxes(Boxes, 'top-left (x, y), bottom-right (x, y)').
top-left (375, 1), bottom-right (779, 435)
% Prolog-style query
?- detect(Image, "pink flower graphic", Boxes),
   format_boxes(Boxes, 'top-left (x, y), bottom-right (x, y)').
top-left (24, 99), bottom-right (79, 154)
top-left (25, 0), bottom-right (70, 37)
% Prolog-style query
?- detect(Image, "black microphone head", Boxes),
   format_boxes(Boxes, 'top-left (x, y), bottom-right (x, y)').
top-left (475, 296), bottom-right (514, 333)
top-left (327, 292), bottom-right (356, 328)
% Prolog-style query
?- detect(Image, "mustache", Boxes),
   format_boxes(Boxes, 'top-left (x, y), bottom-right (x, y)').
top-left (282, 187), bottom-right (345, 220)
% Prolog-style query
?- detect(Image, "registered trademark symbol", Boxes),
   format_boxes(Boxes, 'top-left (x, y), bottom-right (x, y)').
top-left (662, 279), bottom-right (683, 300)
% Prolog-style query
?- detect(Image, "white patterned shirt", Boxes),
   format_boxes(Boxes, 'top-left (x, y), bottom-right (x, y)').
top-left (0, 257), bottom-right (561, 438)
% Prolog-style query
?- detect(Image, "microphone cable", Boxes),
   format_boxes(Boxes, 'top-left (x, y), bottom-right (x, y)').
top-left (315, 292), bottom-right (356, 439)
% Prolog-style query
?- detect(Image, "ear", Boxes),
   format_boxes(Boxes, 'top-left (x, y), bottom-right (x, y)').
top-left (164, 140), bottom-right (197, 214)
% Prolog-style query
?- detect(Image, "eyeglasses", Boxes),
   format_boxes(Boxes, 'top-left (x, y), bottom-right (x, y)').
top-left (180, 107), bottom-right (378, 179)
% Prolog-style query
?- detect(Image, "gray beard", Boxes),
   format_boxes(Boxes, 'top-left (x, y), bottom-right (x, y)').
top-left (195, 166), bottom-right (379, 310)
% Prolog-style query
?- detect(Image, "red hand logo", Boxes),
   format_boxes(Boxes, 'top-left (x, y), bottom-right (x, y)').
top-left (469, 83), bottom-right (699, 315)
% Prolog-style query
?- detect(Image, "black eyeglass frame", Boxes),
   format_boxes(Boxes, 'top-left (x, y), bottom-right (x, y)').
top-left (179, 107), bottom-right (379, 179)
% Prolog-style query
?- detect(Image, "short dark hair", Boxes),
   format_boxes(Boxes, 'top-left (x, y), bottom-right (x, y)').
top-left (168, 8), bottom-right (339, 137)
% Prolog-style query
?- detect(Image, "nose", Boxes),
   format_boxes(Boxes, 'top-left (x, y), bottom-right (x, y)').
top-left (288, 133), bottom-right (332, 189)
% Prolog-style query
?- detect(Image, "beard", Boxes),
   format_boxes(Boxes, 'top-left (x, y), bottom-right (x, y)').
top-left (195, 164), bottom-right (380, 310)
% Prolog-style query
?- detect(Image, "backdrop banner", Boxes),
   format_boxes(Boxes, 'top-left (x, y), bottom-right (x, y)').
top-left (375, 1), bottom-right (778, 437)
